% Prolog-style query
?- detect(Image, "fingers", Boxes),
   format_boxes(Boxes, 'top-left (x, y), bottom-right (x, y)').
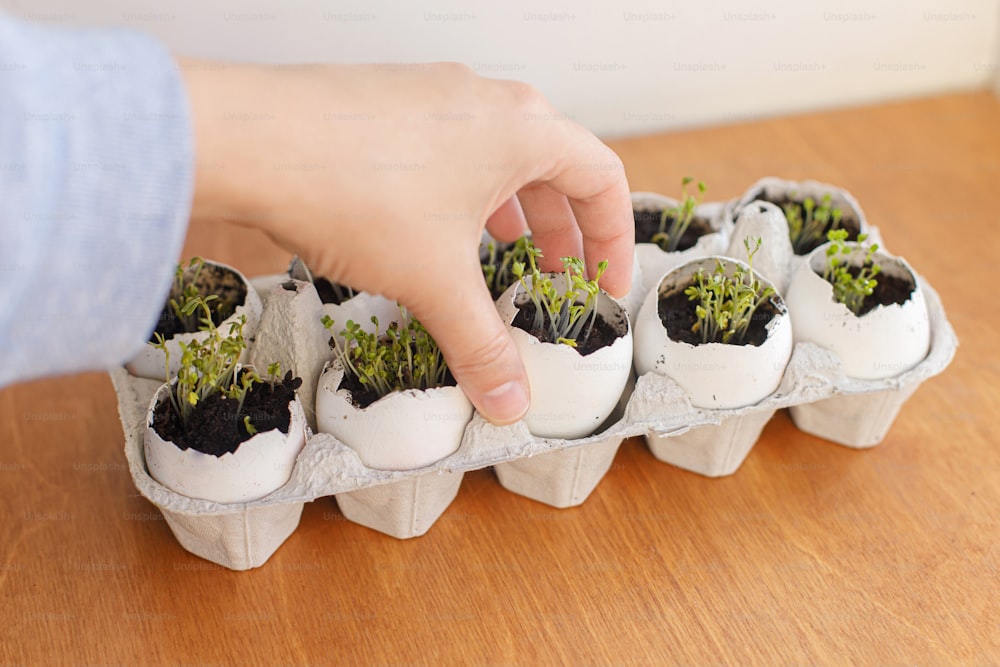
top-left (402, 254), bottom-right (530, 426)
top-left (566, 178), bottom-right (634, 298)
top-left (538, 135), bottom-right (633, 298)
top-left (502, 103), bottom-right (632, 296)
top-left (516, 183), bottom-right (583, 273)
top-left (513, 169), bottom-right (633, 297)
top-left (485, 195), bottom-right (527, 242)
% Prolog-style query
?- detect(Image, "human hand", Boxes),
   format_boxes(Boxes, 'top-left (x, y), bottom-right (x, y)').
top-left (182, 61), bottom-right (633, 425)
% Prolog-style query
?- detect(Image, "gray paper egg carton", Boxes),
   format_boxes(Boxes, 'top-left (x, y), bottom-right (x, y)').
top-left (111, 187), bottom-right (957, 571)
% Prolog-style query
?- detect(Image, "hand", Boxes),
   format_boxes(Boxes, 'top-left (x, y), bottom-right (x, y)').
top-left (182, 60), bottom-right (633, 424)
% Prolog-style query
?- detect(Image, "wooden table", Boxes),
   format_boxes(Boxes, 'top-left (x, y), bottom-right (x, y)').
top-left (1, 92), bottom-right (997, 666)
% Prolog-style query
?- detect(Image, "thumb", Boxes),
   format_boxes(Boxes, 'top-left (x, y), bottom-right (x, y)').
top-left (404, 260), bottom-right (530, 426)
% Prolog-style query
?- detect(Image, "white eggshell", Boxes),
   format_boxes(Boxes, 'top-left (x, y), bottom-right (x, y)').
top-left (496, 279), bottom-right (633, 440)
top-left (730, 177), bottom-right (868, 236)
top-left (633, 257), bottom-right (793, 409)
top-left (632, 192), bottom-right (728, 300)
top-left (127, 261), bottom-right (264, 381)
top-left (144, 383), bottom-right (307, 504)
top-left (287, 255), bottom-right (400, 338)
top-left (321, 292), bottom-right (401, 341)
top-left (784, 244), bottom-right (930, 380)
top-left (619, 251), bottom-right (647, 321)
top-left (315, 362), bottom-right (473, 470)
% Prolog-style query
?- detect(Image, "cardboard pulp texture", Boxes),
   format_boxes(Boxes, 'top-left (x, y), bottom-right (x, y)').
top-left (111, 182), bottom-right (957, 570)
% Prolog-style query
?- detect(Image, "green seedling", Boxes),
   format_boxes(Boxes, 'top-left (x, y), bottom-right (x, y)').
top-left (154, 295), bottom-right (287, 435)
top-left (784, 193), bottom-right (844, 254)
top-left (651, 176), bottom-right (707, 253)
top-left (822, 229), bottom-right (880, 315)
top-left (481, 235), bottom-right (535, 300)
top-left (165, 257), bottom-right (234, 333)
top-left (241, 362), bottom-right (287, 436)
top-left (684, 237), bottom-right (775, 345)
top-left (322, 308), bottom-right (449, 400)
top-left (510, 239), bottom-right (608, 348)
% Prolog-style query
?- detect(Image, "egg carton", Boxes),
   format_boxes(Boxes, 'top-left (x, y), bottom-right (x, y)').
top-left (111, 180), bottom-right (957, 570)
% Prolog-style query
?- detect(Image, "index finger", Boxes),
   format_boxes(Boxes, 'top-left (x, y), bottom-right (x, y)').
top-left (532, 125), bottom-right (634, 298)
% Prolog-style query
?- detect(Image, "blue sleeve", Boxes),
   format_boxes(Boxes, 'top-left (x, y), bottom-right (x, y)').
top-left (0, 13), bottom-right (193, 387)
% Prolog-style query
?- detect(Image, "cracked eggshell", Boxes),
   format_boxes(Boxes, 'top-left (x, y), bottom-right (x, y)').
top-left (321, 292), bottom-right (401, 343)
top-left (632, 192), bottom-right (728, 300)
top-left (634, 257), bottom-right (793, 409)
top-left (315, 362), bottom-right (473, 470)
top-left (144, 382), bottom-right (307, 504)
top-left (496, 278), bottom-right (633, 440)
top-left (784, 244), bottom-right (930, 380)
top-left (619, 252), bottom-right (647, 321)
top-left (288, 255), bottom-right (400, 338)
top-left (127, 261), bottom-right (263, 381)
top-left (729, 177), bottom-right (868, 237)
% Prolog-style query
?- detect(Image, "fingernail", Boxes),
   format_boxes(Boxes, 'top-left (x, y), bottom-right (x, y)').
top-left (479, 380), bottom-right (529, 426)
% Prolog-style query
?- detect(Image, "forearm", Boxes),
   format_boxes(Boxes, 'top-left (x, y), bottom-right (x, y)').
top-left (0, 13), bottom-right (193, 387)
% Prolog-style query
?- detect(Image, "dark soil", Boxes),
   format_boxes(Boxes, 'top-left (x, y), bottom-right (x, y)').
top-left (313, 277), bottom-right (355, 306)
top-left (826, 267), bottom-right (916, 316)
top-left (745, 189), bottom-right (861, 255)
top-left (337, 369), bottom-right (379, 409)
top-left (334, 361), bottom-right (457, 410)
top-left (152, 371), bottom-right (302, 456)
top-left (511, 301), bottom-right (624, 356)
top-left (150, 264), bottom-right (248, 341)
top-left (658, 287), bottom-right (783, 347)
top-left (634, 209), bottom-right (713, 251)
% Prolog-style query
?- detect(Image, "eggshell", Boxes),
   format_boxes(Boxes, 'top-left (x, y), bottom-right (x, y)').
top-left (496, 278), bottom-right (633, 440)
top-left (620, 253), bottom-right (647, 321)
top-left (633, 257), bottom-right (793, 409)
top-left (631, 191), bottom-right (729, 301)
top-left (144, 382), bottom-right (307, 504)
top-left (127, 261), bottom-right (263, 381)
top-left (784, 244), bottom-right (930, 380)
top-left (315, 362), bottom-right (473, 470)
top-left (728, 176), bottom-right (868, 242)
top-left (321, 292), bottom-right (401, 343)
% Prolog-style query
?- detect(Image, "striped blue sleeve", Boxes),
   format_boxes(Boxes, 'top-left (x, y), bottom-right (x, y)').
top-left (0, 13), bottom-right (193, 387)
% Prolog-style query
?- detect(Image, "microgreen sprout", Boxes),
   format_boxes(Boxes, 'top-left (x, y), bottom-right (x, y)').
top-left (481, 235), bottom-right (535, 300)
top-left (651, 176), bottom-right (707, 253)
top-left (784, 193), bottom-right (844, 255)
top-left (509, 239), bottom-right (608, 348)
top-left (153, 289), bottom-right (255, 429)
top-left (683, 237), bottom-right (775, 345)
top-left (165, 257), bottom-right (235, 333)
top-left (153, 294), bottom-right (290, 435)
top-left (321, 308), bottom-right (449, 400)
top-left (822, 229), bottom-right (881, 315)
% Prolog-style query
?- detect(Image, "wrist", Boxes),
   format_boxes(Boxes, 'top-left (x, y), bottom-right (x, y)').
top-left (179, 58), bottom-right (277, 226)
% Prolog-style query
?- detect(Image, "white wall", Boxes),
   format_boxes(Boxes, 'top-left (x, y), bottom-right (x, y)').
top-left (3, 0), bottom-right (999, 136)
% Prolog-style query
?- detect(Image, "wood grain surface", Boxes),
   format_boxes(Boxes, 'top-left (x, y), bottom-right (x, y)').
top-left (1, 92), bottom-right (997, 666)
